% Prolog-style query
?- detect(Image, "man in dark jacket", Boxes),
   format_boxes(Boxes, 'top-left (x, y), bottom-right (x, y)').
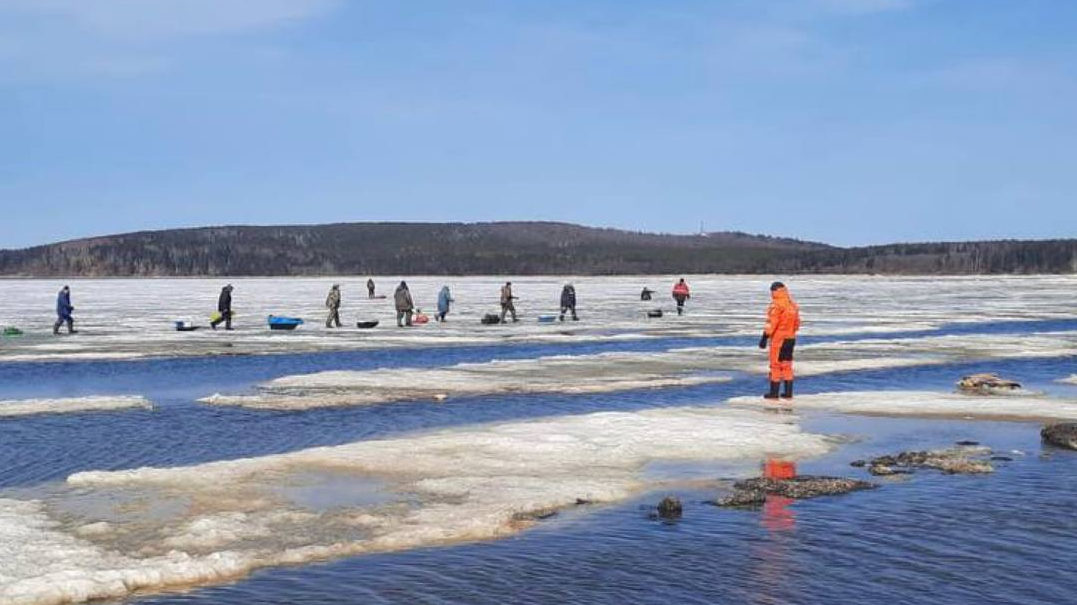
top-left (53, 285), bottom-right (76, 334)
top-left (499, 282), bottom-right (518, 323)
top-left (325, 284), bottom-right (342, 328)
top-left (367, 278), bottom-right (376, 299)
top-left (394, 281), bottom-right (414, 327)
top-left (211, 284), bottom-right (234, 330)
top-left (559, 283), bottom-right (578, 321)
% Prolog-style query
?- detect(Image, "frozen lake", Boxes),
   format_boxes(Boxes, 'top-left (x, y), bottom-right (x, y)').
top-left (1, 275), bottom-right (1076, 605)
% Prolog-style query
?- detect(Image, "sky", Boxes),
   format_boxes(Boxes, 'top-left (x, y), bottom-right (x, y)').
top-left (1, 0), bottom-right (1075, 248)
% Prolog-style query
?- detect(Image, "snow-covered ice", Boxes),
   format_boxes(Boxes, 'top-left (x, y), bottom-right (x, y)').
top-left (0, 396), bottom-right (152, 418)
top-left (0, 406), bottom-right (830, 605)
top-left (729, 391), bottom-right (1077, 421)
top-left (202, 351), bottom-right (734, 410)
top-left (200, 331), bottom-right (1077, 410)
top-left (2, 275), bottom-right (1075, 361)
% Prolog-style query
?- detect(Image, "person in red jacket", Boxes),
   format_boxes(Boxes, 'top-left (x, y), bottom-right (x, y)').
top-left (758, 281), bottom-right (800, 400)
top-left (671, 278), bottom-right (690, 315)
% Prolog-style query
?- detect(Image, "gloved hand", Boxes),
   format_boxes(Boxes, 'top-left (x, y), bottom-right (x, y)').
top-left (758, 333), bottom-right (768, 349)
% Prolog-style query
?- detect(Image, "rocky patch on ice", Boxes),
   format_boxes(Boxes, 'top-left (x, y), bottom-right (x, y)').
top-left (851, 445), bottom-right (996, 476)
top-left (956, 373), bottom-right (1022, 394)
top-left (713, 476), bottom-right (875, 507)
top-left (1041, 423), bottom-right (1077, 450)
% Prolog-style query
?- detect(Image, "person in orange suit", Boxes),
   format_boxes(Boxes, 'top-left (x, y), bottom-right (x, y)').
top-left (671, 278), bottom-right (690, 315)
top-left (758, 281), bottom-right (800, 399)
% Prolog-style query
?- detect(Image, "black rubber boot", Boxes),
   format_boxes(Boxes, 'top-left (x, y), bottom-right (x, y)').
top-left (781, 380), bottom-right (794, 399)
top-left (764, 381), bottom-right (781, 400)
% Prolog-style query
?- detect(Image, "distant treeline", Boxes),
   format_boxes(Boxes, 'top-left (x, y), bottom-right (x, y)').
top-left (1, 222), bottom-right (1074, 276)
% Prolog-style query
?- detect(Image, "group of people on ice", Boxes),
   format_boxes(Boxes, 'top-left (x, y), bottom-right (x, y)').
top-left (46, 279), bottom-right (800, 399)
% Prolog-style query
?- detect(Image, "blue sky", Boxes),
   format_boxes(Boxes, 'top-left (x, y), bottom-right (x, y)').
top-left (1, 0), bottom-right (1075, 248)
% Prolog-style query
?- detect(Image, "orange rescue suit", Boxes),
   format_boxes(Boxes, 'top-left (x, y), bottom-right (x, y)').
top-left (764, 285), bottom-right (800, 381)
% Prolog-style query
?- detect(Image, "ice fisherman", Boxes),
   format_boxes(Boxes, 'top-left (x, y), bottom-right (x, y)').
top-left (499, 281), bottom-right (518, 323)
top-left (640, 287), bottom-right (654, 301)
top-left (53, 285), bottom-right (76, 334)
top-left (759, 281), bottom-right (801, 400)
top-left (325, 284), bottom-right (342, 328)
top-left (436, 286), bottom-right (454, 322)
top-left (394, 281), bottom-right (414, 327)
top-left (671, 279), bottom-right (690, 315)
top-left (367, 278), bottom-right (376, 299)
top-left (559, 283), bottom-right (578, 321)
top-left (210, 284), bottom-right (234, 330)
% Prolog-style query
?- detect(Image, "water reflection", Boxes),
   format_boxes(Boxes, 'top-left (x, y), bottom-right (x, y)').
top-left (761, 459), bottom-right (797, 533)
top-left (748, 459), bottom-right (799, 605)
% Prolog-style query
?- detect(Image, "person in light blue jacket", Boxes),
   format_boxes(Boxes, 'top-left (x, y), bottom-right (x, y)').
top-left (436, 286), bottom-right (454, 322)
top-left (53, 285), bottom-right (76, 334)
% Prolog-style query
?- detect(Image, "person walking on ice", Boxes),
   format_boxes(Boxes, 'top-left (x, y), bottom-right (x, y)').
top-left (211, 284), bottom-right (234, 330)
top-left (500, 281), bottom-right (518, 323)
top-left (53, 285), bottom-right (77, 334)
top-left (394, 281), bottom-right (414, 327)
top-left (559, 283), bottom-right (578, 321)
top-left (671, 278), bottom-right (690, 315)
top-left (436, 285), bottom-right (454, 322)
top-left (367, 278), bottom-right (376, 299)
top-left (759, 281), bottom-right (800, 400)
top-left (325, 284), bottom-right (342, 328)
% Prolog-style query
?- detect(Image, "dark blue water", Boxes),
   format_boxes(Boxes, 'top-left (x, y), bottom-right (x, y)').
top-left (2, 318), bottom-right (1076, 604)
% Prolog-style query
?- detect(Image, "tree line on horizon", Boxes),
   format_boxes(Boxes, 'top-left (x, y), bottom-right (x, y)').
top-left (1, 222), bottom-right (1075, 276)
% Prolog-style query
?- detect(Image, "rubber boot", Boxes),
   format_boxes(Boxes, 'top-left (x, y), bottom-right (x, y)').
top-left (781, 380), bottom-right (793, 400)
top-left (764, 381), bottom-right (781, 400)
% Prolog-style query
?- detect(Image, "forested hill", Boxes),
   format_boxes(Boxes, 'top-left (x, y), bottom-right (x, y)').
top-left (0, 222), bottom-right (1074, 276)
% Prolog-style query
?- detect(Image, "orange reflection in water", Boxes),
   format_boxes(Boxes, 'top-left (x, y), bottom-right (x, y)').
top-left (761, 459), bottom-right (797, 532)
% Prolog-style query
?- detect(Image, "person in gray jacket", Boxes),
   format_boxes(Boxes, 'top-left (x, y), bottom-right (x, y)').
top-left (325, 284), bottom-right (342, 328)
top-left (394, 281), bottom-right (414, 327)
top-left (499, 281), bottom-right (518, 323)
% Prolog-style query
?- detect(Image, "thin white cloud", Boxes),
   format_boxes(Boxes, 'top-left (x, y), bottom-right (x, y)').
top-left (0, 0), bottom-right (341, 39)
top-left (816, 0), bottom-right (915, 14)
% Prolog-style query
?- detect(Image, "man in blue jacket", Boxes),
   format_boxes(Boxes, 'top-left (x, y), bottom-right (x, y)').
top-left (53, 285), bottom-right (76, 334)
top-left (436, 286), bottom-right (454, 322)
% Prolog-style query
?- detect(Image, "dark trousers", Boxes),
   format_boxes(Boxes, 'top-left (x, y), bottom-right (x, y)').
top-left (211, 311), bottom-right (232, 330)
top-left (559, 305), bottom-right (577, 321)
top-left (397, 310), bottom-right (412, 327)
top-left (53, 316), bottom-right (74, 334)
top-left (500, 302), bottom-right (517, 323)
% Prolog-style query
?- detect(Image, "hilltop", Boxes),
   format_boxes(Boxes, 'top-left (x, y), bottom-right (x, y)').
top-left (1, 222), bottom-right (1074, 276)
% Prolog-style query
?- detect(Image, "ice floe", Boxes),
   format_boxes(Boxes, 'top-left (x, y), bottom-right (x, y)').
top-left (199, 330), bottom-right (1077, 411)
top-left (3, 275), bottom-right (1076, 362)
top-left (729, 391), bottom-right (1077, 421)
top-left (0, 396), bottom-right (152, 418)
top-left (201, 352), bottom-right (734, 410)
top-left (1, 407), bottom-right (830, 605)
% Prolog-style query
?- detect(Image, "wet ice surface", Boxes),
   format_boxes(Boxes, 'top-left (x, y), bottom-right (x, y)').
top-left (1, 276), bottom-right (1076, 604)
top-left (202, 331), bottom-right (1077, 410)
top-left (2, 275), bottom-right (1076, 361)
top-left (730, 390), bottom-right (1077, 421)
top-left (0, 395), bottom-right (152, 417)
top-left (2, 407), bottom-right (829, 605)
